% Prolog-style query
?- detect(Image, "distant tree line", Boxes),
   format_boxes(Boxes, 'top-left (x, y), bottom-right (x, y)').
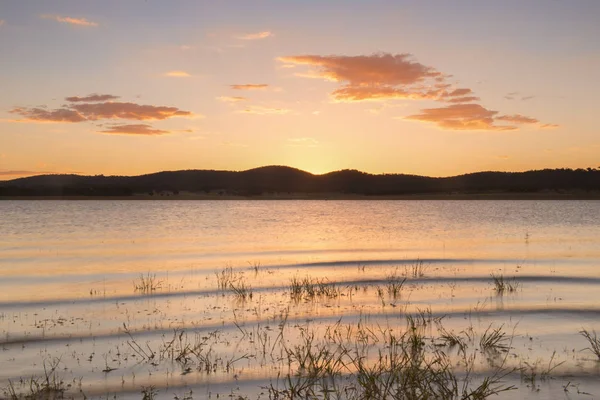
top-left (1, 166), bottom-right (599, 196)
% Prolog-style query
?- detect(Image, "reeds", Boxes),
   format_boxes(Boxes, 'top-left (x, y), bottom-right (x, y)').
top-left (268, 316), bottom-right (516, 400)
top-left (133, 273), bottom-right (163, 294)
top-left (491, 273), bottom-right (519, 295)
top-left (480, 324), bottom-right (510, 354)
top-left (579, 328), bottom-right (600, 359)
top-left (289, 277), bottom-right (340, 302)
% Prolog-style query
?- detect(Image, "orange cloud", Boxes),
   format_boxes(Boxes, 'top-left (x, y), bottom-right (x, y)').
top-left (240, 106), bottom-right (290, 115)
top-left (70, 102), bottom-right (192, 121)
top-left (231, 84), bottom-right (269, 90)
top-left (99, 124), bottom-right (170, 135)
top-left (10, 98), bottom-right (194, 123)
top-left (496, 114), bottom-right (539, 124)
top-left (9, 107), bottom-right (86, 123)
top-left (0, 20), bottom-right (5, 27)
top-left (331, 86), bottom-right (413, 102)
top-left (164, 71), bottom-right (191, 77)
top-left (540, 123), bottom-right (560, 129)
top-left (279, 53), bottom-right (441, 86)
top-left (41, 15), bottom-right (98, 27)
top-left (278, 53), bottom-right (484, 104)
top-left (65, 94), bottom-right (120, 102)
top-left (281, 52), bottom-right (554, 132)
top-left (446, 96), bottom-right (480, 103)
top-left (237, 31), bottom-right (272, 40)
top-left (218, 96), bottom-right (248, 102)
top-left (405, 104), bottom-right (518, 131)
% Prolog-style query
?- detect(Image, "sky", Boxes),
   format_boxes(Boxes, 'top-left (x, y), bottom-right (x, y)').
top-left (1, 0), bottom-right (599, 179)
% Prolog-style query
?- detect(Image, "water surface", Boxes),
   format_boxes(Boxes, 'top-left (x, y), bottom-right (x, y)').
top-left (1, 200), bottom-right (599, 399)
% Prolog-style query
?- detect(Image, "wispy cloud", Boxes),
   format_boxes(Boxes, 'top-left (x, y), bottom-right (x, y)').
top-left (0, 20), bottom-right (5, 27)
top-left (505, 92), bottom-right (535, 101)
top-left (540, 123), bottom-right (560, 129)
top-left (9, 107), bottom-right (86, 123)
top-left (10, 97), bottom-right (195, 124)
top-left (70, 102), bottom-right (193, 121)
top-left (65, 94), bottom-right (120, 102)
top-left (496, 114), bottom-right (539, 124)
top-left (164, 70), bottom-right (191, 78)
top-left (99, 124), bottom-right (170, 136)
top-left (404, 104), bottom-right (517, 131)
top-left (230, 84), bottom-right (269, 90)
top-left (41, 15), bottom-right (98, 27)
top-left (218, 96), bottom-right (248, 102)
top-left (278, 53), bottom-right (482, 105)
top-left (237, 31), bottom-right (272, 40)
top-left (239, 106), bottom-right (290, 115)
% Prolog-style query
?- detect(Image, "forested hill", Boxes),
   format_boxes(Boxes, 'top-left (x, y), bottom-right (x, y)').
top-left (1, 166), bottom-right (600, 196)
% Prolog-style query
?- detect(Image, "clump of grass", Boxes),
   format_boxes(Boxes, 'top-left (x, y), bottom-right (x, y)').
top-left (215, 266), bottom-right (235, 290)
top-left (407, 259), bottom-right (427, 278)
top-left (520, 351), bottom-right (564, 387)
top-left (289, 277), bottom-right (340, 302)
top-left (4, 357), bottom-right (66, 400)
top-left (385, 269), bottom-right (407, 299)
top-left (269, 319), bottom-right (516, 400)
top-left (133, 273), bottom-right (163, 294)
top-left (491, 273), bottom-right (519, 295)
top-left (579, 328), bottom-right (600, 359)
top-left (480, 324), bottom-right (510, 354)
top-left (436, 324), bottom-right (468, 354)
top-left (230, 278), bottom-right (253, 301)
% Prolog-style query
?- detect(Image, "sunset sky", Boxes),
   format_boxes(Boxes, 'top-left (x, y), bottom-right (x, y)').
top-left (1, 1), bottom-right (599, 179)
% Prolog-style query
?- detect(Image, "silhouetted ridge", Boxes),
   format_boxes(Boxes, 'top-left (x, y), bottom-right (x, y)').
top-left (1, 166), bottom-right (599, 196)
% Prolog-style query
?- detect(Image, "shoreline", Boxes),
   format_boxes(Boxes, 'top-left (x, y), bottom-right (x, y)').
top-left (2, 192), bottom-right (600, 200)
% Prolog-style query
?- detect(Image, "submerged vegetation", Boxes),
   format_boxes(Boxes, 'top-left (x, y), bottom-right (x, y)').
top-left (2, 262), bottom-right (598, 399)
top-left (579, 329), bottom-right (600, 360)
top-left (490, 273), bottom-right (519, 295)
top-left (133, 273), bottom-right (163, 294)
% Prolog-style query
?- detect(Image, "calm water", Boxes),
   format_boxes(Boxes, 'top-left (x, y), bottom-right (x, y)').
top-left (1, 200), bottom-right (599, 301)
top-left (1, 200), bottom-right (600, 399)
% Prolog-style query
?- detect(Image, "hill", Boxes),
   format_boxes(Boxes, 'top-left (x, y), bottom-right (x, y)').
top-left (1, 166), bottom-right (599, 197)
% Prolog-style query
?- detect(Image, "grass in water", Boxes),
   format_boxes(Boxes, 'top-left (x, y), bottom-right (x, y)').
top-left (133, 273), bottom-right (163, 294)
top-left (289, 276), bottom-right (340, 302)
top-left (579, 328), bottom-right (600, 359)
top-left (491, 273), bottom-right (519, 295)
top-left (230, 278), bottom-right (253, 301)
top-left (268, 316), bottom-right (516, 400)
top-left (215, 266), bottom-right (235, 290)
top-left (480, 324), bottom-right (510, 354)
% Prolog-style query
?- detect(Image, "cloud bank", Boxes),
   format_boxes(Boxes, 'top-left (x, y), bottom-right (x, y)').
top-left (279, 52), bottom-right (555, 131)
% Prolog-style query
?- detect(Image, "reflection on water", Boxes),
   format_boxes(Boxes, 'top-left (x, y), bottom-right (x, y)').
top-left (1, 200), bottom-right (600, 399)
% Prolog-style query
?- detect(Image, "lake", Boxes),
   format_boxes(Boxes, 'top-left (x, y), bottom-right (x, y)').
top-left (1, 200), bottom-right (600, 399)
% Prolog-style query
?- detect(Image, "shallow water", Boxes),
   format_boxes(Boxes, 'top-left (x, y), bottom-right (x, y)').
top-left (1, 200), bottom-right (600, 399)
